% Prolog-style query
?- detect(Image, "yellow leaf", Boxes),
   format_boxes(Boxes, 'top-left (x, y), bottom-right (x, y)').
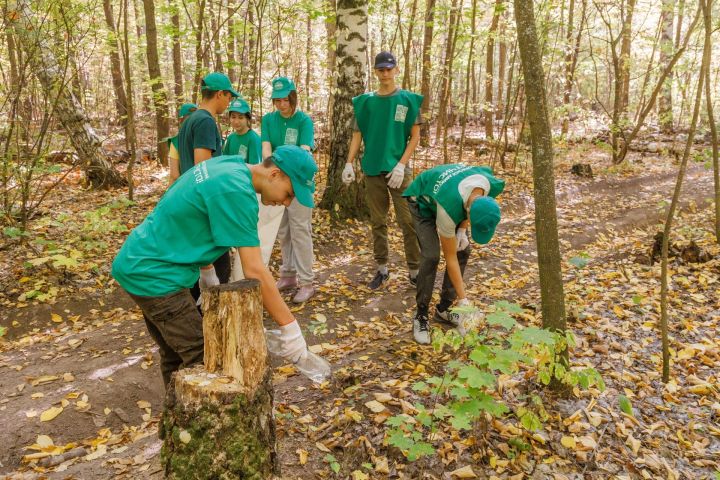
top-left (344, 408), bottom-right (363, 423)
top-left (364, 400), bottom-right (386, 413)
top-left (313, 313), bottom-right (327, 323)
top-left (40, 406), bottom-right (63, 422)
top-left (36, 435), bottom-right (54, 449)
top-left (351, 471), bottom-right (369, 480)
top-left (449, 465), bottom-right (477, 478)
top-left (179, 430), bottom-right (191, 444)
top-left (561, 436), bottom-right (577, 449)
top-left (51, 313), bottom-right (63, 323)
top-left (104, 407), bottom-right (111, 415)
top-left (373, 456), bottom-right (389, 474)
top-left (373, 392), bottom-right (394, 403)
top-left (137, 400), bottom-right (151, 409)
top-left (315, 442), bottom-right (331, 453)
top-left (296, 448), bottom-right (308, 465)
top-left (63, 372), bottom-right (75, 382)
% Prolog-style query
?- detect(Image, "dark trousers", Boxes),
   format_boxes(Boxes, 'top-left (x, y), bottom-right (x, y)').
top-left (409, 201), bottom-right (470, 315)
top-left (189, 251), bottom-right (232, 303)
top-left (127, 289), bottom-right (204, 389)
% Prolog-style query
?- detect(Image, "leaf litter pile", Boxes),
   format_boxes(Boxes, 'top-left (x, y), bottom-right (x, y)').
top-left (0, 146), bottom-right (719, 479)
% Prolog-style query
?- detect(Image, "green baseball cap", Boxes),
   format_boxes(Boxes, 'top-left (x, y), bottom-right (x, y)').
top-left (271, 146), bottom-right (317, 208)
top-left (469, 196), bottom-right (501, 244)
top-left (201, 72), bottom-right (240, 97)
top-left (270, 77), bottom-right (296, 99)
top-left (178, 103), bottom-right (197, 118)
top-left (228, 98), bottom-right (250, 114)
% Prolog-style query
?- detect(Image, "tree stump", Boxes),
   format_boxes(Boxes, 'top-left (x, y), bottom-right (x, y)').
top-left (160, 279), bottom-right (278, 479)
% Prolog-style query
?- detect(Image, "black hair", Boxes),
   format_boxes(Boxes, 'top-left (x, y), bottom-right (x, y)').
top-left (200, 80), bottom-right (230, 100)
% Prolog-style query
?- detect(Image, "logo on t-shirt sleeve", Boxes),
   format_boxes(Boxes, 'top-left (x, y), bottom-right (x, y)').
top-left (239, 145), bottom-right (248, 160)
top-left (284, 128), bottom-right (299, 145)
top-left (394, 105), bottom-right (408, 122)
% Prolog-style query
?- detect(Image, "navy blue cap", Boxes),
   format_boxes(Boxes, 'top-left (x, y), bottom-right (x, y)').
top-left (374, 51), bottom-right (397, 69)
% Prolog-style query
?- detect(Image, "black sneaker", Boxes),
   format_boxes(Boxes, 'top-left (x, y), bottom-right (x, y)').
top-left (413, 312), bottom-right (431, 344)
top-left (368, 270), bottom-right (390, 290)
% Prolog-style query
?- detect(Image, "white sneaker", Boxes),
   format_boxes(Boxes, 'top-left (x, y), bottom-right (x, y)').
top-left (434, 308), bottom-right (459, 327)
top-left (413, 313), bottom-right (431, 344)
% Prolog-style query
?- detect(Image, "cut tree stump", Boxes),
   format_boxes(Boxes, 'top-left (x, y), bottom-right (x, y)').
top-left (160, 279), bottom-right (278, 479)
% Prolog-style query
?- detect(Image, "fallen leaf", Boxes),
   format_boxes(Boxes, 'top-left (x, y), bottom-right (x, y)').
top-left (296, 448), bottom-right (308, 465)
top-left (449, 465), bottom-right (477, 478)
top-left (51, 313), bottom-right (63, 323)
top-left (364, 400), bottom-right (386, 413)
top-left (561, 436), bottom-right (577, 449)
top-left (179, 430), bottom-right (191, 444)
top-left (40, 406), bottom-right (63, 422)
top-left (137, 400), bottom-right (151, 409)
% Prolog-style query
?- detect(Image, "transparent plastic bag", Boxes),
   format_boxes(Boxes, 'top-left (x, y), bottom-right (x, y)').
top-left (265, 329), bottom-right (332, 383)
top-left (449, 305), bottom-right (483, 336)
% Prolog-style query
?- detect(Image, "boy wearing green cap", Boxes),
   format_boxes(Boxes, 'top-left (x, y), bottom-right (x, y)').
top-left (261, 77), bottom-right (317, 303)
top-left (167, 103), bottom-right (197, 186)
top-left (112, 146), bottom-right (320, 388)
top-left (402, 164), bottom-right (504, 344)
top-left (176, 72), bottom-right (240, 299)
top-left (342, 51), bottom-right (422, 290)
top-left (223, 98), bottom-right (261, 164)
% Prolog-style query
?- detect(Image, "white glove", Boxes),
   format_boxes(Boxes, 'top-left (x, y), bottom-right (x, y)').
top-left (275, 320), bottom-right (308, 364)
top-left (385, 162), bottom-right (405, 189)
top-left (199, 266), bottom-right (220, 289)
top-left (342, 163), bottom-right (355, 185)
top-left (456, 228), bottom-right (470, 251)
top-left (449, 298), bottom-right (475, 336)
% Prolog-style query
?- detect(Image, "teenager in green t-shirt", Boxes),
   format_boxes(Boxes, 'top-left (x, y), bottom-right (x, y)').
top-left (112, 147), bottom-right (321, 388)
top-left (402, 164), bottom-right (504, 344)
top-left (175, 72), bottom-right (240, 303)
top-left (167, 103), bottom-right (197, 187)
top-left (223, 97), bottom-right (261, 164)
top-left (260, 77), bottom-right (317, 304)
top-left (342, 51), bottom-right (422, 290)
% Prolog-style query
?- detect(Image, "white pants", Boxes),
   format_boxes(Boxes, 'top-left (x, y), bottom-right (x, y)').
top-left (277, 198), bottom-right (315, 284)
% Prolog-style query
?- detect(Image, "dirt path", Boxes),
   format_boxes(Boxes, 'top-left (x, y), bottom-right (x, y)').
top-left (1, 155), bottom-right (717, 479)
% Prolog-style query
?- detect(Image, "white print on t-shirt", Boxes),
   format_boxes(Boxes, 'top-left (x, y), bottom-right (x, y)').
top-left (394, 104), bottom-right (408, 122)
top-left (194, 161), bottom-right (209, 184)
top-left (284, 128), bottom-right (298, 145)
top-left (239, 144), bottom-right (248, 160)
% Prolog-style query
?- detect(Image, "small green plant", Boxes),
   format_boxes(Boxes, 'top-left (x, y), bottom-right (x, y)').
top-left (385, 301), bottom-right (605, 462)
top-left (324, 454), bottom-right (341, 474)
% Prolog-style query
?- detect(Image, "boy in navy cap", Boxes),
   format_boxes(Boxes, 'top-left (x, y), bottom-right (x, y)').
top-left (342, 51), bottom-right (422, 290)
top-left (403, 164), bottom-right (504, 344)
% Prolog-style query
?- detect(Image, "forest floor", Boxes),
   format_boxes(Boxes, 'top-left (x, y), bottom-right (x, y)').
top-left (1, 140), bottom-right (719, 480)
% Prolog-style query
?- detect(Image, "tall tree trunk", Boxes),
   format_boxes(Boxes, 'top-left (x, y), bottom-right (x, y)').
top-left (306, 12), bottom-right (312, 113)
top-left (458, 0), bottom-right (478, 161)
top-left (227, 0), bottom-right (236, 84)
top-left (513, 0), bottom-right (567, 341)
top-left (193, 0), bottom-right (207, 100)
top-left (485, 0), bottom-right (503, 139)
top-left (619, 0), bottom-right (636, 118)
top-left (402, 0), bottom-right (418, 90)
top-left (123, 0), bottom-right (139, 199)
top-left (103, 0), bottom-right (129, 125)
top-left (419, 0), bottom-right (436, 146)
top-left (170, 0), bottom-right (184, 103)
top-left (435, 0), bottom-right (461, 158)
top-left (658, 0), bottom-right (674, 133)
top-left (660, 0), bottom-right (710, 382)
top-left (10, 0), bottom-right (125, 189)
top-left (496, 13), bottom-right (506, 121)
top-left (561, 0), bottom-right (586, 135)
top-left (142, 0), bottom-right (170, 166)
top-left (325, 0), bottom-right (337, 140)
top-left (211, 0), bottom-right (223, 71)
top-left (709, 49), bottom-right (720, 243)
top-left (318, 0), bottom-right (369, 219)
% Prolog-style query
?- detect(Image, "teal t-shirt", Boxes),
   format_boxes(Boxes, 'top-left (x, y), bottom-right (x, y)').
top-left (403, 164), bottom-right (505, 223)
top-left (352, 89), bottom-right (423, 176)
top-left (223, 129), bottom-right (262, 164)
top-left (167, 135), bottom-right (179, 151)
top-left (112, 156), bottom-right (260, 297)
top-left (177, 109), bottom-right (223, 174)
top-left (260, 110), bottom-right (314, 151)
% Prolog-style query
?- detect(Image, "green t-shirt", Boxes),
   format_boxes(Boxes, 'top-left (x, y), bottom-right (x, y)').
top-left (177, 109), bottom-right (223, 175)
top-left (260, 110), bottom-right (315, 151)
top-left (223, 129), bottom-right (262, 164)
top-left (352, 89), bottom-right (423, 176)
top-left (167, 135), bottom-right (179, 151)
top-left (403, 164), bottom-right (505, 223)
top-left (112, 156), bottom-right (260, 297)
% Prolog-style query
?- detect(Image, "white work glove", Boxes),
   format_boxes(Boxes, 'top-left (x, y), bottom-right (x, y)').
top-left (272, 320), bottom-right (308, 364)
top-left (449, 298), bottom-right (476, 336)
top-left (385, 162), bottom-right (405, 189)
top-left (199, 266), bottom-right (220, 289)
top-left (456, 228), bottom-right (470, 251)
top-left (342, 163), bottom-right (355, 185)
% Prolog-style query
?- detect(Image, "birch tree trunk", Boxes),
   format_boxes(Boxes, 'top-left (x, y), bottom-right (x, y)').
top-left (142, 0), bottom-right (170, 166)
top-left (170, 0), bottom-right (184, 102)
top-left (103, 0), bottom-right (129, 126)
top-left (513, 0), bottom-right (567, 338)
top-left (318, 0), bottom-right (369, 219)
top-left (485, 0), bottom-right (503, 139)
top-left (10, 0), bottom-right (125, 189)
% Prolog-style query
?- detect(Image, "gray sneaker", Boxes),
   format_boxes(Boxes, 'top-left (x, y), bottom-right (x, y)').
top-left (413, 313), bottom-right (431, 344)
top-left (434, 308), bottom-right (459, 327)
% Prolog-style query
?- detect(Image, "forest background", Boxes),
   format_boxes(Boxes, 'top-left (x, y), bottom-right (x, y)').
top-left (1, 0), bottom-right (720, 478)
